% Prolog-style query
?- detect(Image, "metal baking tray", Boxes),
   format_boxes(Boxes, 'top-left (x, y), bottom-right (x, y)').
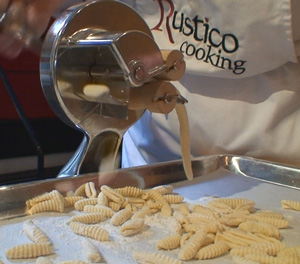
top-left (1, 154), bottom-right (300, 220)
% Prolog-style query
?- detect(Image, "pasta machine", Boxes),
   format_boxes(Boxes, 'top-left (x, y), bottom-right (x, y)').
top-left (38, 0), bottom-right (186, 177)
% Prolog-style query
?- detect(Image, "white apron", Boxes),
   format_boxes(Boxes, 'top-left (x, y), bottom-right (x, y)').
top-left (120, 0), bottom-right (300, 167)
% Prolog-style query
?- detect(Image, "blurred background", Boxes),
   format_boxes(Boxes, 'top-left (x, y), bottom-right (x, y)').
top-left (0, 51), bottom-right (83, 185)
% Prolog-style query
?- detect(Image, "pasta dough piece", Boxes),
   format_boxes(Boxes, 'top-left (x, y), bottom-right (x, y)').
top-left (248, 214), bottom-right (289, 229)
top-left (74, 198), bottom-right (98, 211)
top-left (238, 220), bottom-right (281, 239)
top-left (67, 213), bottom-right (107, 224)
top-left (178, 230), bottom-right (207, 260)
top-left (83, 205), bottom-right (115, 218)
top-left (23, 220), bottom-right (51, 244)
top-left (251, 241), bottom-right (286, 256)
top-left (97, 192), bottom-right (109, 206)
top-left (6, 243), bottom-right (53, 259)
top-left (164, 194), bottom-right (184, 204)
top-left (277, 246), bottom-right (300, 259)
top-left (153, 185), bottom-right (174, 195)
top-left (132, 206), bottom-right (154, 219)
top-left (244, 253), bottom-right (285, 264)
top-left (100, 185), bottom-right (125, 204)
top-left (120, 218), bottom-right (144, 236)
top-left (64, 196), bottom-right (85, 208)
top-left (85, 182), bottom-right (97, 198)
top-left (69, 222), bottom-right (110, 242)
top-left (157, 233), bottom-right (181, 250)
top-left (27, 198), bottom-right (64, 215)
top-left (196, 241), bottom-right (230, 260)
top-left (281, 200), bottom-right (300, 211)
top-left (175, 103), bottom-right (193, 181)
top-left (81, 238), bottom-right (102, 263)
top-left (116, 186), bottom-right (145, 197)
top-left (178, 203), bottom-right (190, 216)
top-left (230, 246), bottom-right (267, 257)
top-left (111, 208), bottom-right (133, 226)
top-left (133, 251), bottom-right (184, 264)
top-left (26, 190), bottom-right (63, 208)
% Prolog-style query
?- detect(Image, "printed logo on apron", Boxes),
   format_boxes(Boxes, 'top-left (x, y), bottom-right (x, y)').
top-left (139, 0), bottom-right (297, 78)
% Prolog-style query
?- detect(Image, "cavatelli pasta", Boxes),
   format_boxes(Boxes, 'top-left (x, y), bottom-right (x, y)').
top-left (164, 194), bottom-right (184, 204)
top-left (251, 241), bottom-right (286, 256)
top-left (120, 218), bottom-right (144, 236)
top-left (157, 233), bottom-right (181, 250)
top-left (81, 238), bottom-right (102, 263)
top-left (74, 198), bottom-right (98, 211)
top-left (84, 182), bottom-right (97, 198)
top-left (196, 241), bottom-right (230, 259)
top-left (238, 220), bottom-right (281, 239)
top-left (23, 220), bottom-right (51, 244)
top-left (178, 203), bottom-right (190, 215)
top-left (83, 205), bottom-right (115, 217)
top-left (26, 190), bottom-right (63, 208)
top-left (111, 208), bottom-right (133, 226)
top-left (281, 200), bottom-right (300, 211)
top-left (116, 186), bottom-right (145, 198)
top-left (133, 251), bottom-right (184, 264)
top-left (67, 213), bottom-right (106, 224)
top-left (132, 206), bottom-right (154, 219)
top-left (64, 196), bottom-right (85, 208)
top-left (248, 214), bottom-right (289, 228)
top-left (6, 243), bottom-right (53, 259)
top-left (100, 185), bottom-right (125, 204)
top-left (230, 246), bottom-right (267, 257)
top-left (27, 198), bottom-right (64, 215)
top-left (178, 230), bottom-right (207, 260)
top-left (277, 246), bottom-right (300, 259)
top-left (97, 192), bottom-right (109, 206)
top-left (153, 185), bottom-right (174, 195)
top-left (69, 222), bottom-right (109, 242)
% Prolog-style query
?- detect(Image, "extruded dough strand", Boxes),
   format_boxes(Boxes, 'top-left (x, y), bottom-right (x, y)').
top-left (175, 103), bottom-right (193, 181)
top-left (133, 251), bottom-right (184, 264)
top-left (164, 194), bottom-right (184, 204)
top-left (6, 243), bottom-right (53, 259)
top-left (69, 222), bottom-right (110, 242)
top-left (23, 220), bottom-right (51, 244)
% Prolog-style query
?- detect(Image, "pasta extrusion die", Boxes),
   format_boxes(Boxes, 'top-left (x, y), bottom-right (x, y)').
top-left (40, 0), bottom-right (186, 177)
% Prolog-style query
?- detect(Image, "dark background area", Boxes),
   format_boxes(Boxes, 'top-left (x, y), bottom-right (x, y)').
top-left (0, 51), bottom-right (83, 185)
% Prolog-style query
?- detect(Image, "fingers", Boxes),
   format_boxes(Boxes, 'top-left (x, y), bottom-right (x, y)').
top-left (0, 0), bottom-right (63, 59)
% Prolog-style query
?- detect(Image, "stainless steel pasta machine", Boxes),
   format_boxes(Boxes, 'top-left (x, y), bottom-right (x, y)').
top-left (38, 0), bottom-right (186, 177)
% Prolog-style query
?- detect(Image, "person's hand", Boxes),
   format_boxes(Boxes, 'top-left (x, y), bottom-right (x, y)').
top-left (0, 0), bottom-right (63, 59)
